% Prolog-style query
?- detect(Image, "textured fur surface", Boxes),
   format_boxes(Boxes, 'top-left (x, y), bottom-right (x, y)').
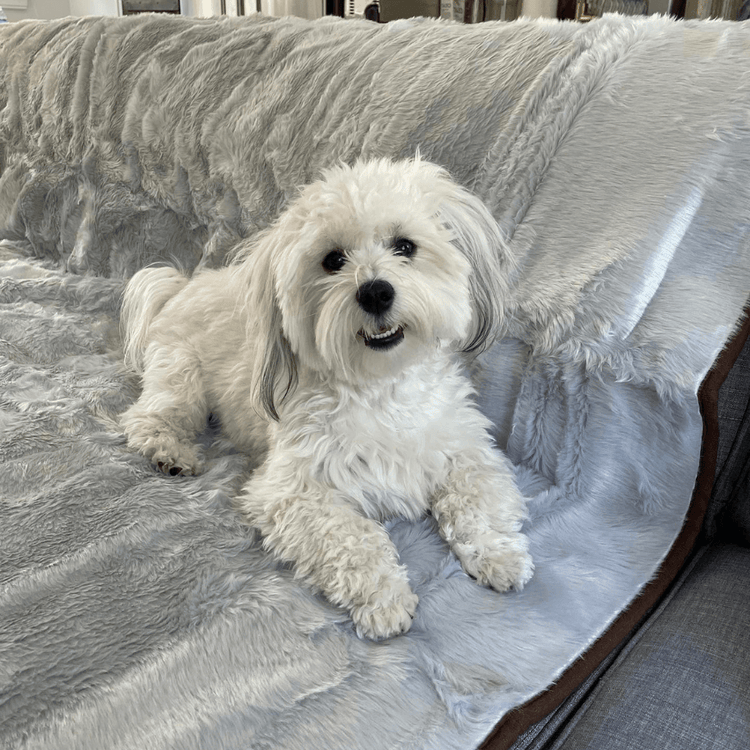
top-left (120, 158), bottom-right (533, 638)
top-left (1, 12), bottom-right (750, 750)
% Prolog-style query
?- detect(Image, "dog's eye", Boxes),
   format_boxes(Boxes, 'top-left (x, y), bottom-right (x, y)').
top-left (322, 249), bottom-right (347, 273)
top-left (393, 238), bottom-right (416, 258)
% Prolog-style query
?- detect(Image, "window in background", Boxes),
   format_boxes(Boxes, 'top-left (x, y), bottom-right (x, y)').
top-left (121, 0), bottom-right (180, 12)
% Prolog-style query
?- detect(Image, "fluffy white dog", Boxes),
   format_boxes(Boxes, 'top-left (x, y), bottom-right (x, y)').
top-left (120, 157), bottom-right (533, 639)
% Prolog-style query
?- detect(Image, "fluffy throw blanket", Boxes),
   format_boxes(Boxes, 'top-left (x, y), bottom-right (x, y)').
top-left (1, 12), bottom-right (749, 750)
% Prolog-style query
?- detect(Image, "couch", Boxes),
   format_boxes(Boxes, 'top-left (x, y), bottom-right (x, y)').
top-left (0, 11), bottom-right (748, 750)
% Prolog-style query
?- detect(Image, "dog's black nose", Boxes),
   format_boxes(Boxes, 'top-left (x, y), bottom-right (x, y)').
top-left (356, 279), bottom-right (395, 316)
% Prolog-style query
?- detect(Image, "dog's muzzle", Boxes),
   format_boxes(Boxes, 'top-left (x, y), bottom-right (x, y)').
top-left (356, 279), bottom-right (404, 350)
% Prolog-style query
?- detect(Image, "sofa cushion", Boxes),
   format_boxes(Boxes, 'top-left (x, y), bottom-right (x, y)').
top-left (540, 544), bottom-right (750, 750)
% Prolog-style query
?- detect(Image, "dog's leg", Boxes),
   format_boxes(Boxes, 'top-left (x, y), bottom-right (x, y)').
top-left (121, 346), bottom-right (208, 476)
top-left (432, 444), bottom-right (534, 592)
top-left (240, 469), bottom-right (418, 640)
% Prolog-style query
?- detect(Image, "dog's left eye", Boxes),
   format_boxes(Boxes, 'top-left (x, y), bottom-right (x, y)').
top-left (322, 249), bottom-right (347, 273)
top-left (393, 238), bottom-right (416, 258)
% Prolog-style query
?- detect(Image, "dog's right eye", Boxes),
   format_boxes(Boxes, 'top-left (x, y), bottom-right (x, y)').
top-left (322, 250), bottom-right (347, 273)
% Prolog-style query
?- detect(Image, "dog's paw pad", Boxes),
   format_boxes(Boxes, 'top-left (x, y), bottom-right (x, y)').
top-left (157, 461), bottom-right (186, 477)
top-left (152, 447), bottom-right (202, 477)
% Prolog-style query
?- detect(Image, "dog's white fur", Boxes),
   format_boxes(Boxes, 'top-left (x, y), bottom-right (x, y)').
top-left (120, 157), bottom-right (533, 639)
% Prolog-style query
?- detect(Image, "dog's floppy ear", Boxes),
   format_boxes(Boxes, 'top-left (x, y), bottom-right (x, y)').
top-left (233, 229), bottom-right (298, 422)
top-left (435, 176), bottom-right (514, 354)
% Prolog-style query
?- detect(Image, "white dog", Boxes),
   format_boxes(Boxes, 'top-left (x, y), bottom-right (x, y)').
top-left (120, 157), bottom-right (533, 639)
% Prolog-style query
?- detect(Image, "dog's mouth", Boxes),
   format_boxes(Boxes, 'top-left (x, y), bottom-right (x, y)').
top-left (358, 324), bottom-right (405, 351)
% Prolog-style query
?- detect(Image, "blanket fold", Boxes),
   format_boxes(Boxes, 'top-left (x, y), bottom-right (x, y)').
top-left (1, 13), bottom-right (749, 750)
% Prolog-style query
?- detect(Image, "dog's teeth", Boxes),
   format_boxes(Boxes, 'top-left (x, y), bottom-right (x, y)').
top-left (357, 324), bottom-right (404, 346)
top-left (371, 326), bottom-right (398, 339)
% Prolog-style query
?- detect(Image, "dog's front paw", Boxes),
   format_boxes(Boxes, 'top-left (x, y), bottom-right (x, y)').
top-left (150, 443), bottom-right (203, 477)
top-left (456, 533), bottom-right (534, 592)
top-left (350, 579), bottom-right (419, 640)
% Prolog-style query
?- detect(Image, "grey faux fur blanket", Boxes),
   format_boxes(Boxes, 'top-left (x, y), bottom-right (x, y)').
top-left (1, 12), bottom-right (750, 750)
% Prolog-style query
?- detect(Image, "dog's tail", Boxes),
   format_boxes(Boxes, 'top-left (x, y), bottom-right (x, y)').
top-left (121, 266), bottom-right (189, 373)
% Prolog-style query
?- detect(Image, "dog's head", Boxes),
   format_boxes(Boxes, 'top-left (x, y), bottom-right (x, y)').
top-left (234, 157), bottom-right (514, 420)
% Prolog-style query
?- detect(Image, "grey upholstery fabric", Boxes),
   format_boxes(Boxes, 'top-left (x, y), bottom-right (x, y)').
top-left (713, 337), bottom-right (750, 545)
top-left (722, 460), bottom-right (750, 545)
top-left (715, 338), bottom-right (750, 480)
top-left (540, 544), bottom-right (750, 750)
